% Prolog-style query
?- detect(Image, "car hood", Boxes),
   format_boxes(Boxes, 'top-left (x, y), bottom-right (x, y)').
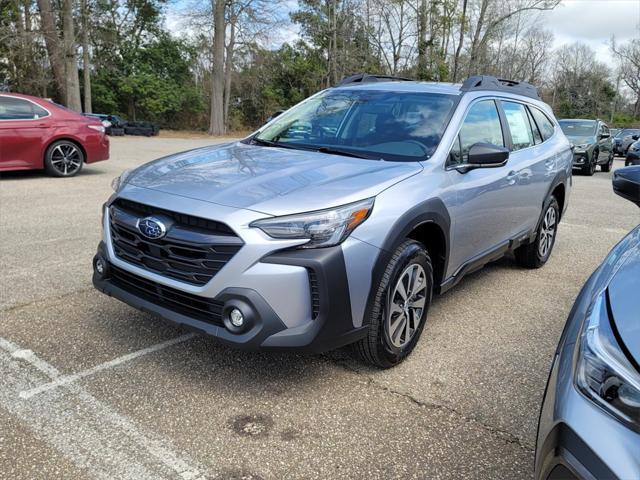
top-left (566, 135), bottom-right (594, 146)
top-left (126, 142), bottom-right (422, 215)
top-left (607, 226), bottom-right (640, 367)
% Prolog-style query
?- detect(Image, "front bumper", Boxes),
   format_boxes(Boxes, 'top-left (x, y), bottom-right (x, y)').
top-left (535, 272), bottom-right (640, 480)
top-left (571, 151), bottom-right (590, 169)
top-left (93, 238), bottom-right (368, 353)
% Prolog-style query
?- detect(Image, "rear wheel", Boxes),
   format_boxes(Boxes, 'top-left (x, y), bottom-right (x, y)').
top-left (355, 240), bottom-right (433, 368)
top-left (44, 140), bottom-right (84, 177)
top-left (515, 196), bottom-right (559, 269)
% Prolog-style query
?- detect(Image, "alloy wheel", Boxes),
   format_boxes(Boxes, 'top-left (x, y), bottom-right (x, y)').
top-left (50, 144), bottom-right (82, 176)
top-left (386, 263), bottom-right (428, 348)
top-left (538, 206), bottom-right (557, 258)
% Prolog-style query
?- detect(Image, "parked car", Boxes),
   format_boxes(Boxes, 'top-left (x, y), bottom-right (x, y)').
top-left (0, 93), bottom-right (110, 177)
top-left (626, 139), bottom-right (640, 166)
top-left (559, 118), bottom-right (614, 175)
top-left (123, 121), bottom-right (159, 137)
top-left (83, 113), bottom-right (126, 136)
top-left (93, 74), bottom-right (572, 368)
top-left (535, 166), bottom-right (640, 480)
top-left (613, 128), bottom-right (640, 156)
top-left (610, 128), bottom-right (619, 138)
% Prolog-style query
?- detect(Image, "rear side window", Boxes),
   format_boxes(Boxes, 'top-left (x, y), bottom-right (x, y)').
top-left (502, 101), bottom-right (534, 151)
top-left (526, 107), bottom-right (543, 144)
top-left (451, 100), bottom-right (504, 164)
top-left (0, 96), bottom-right (49, 120)
top-left (530, 107), bottom-right (555, 141)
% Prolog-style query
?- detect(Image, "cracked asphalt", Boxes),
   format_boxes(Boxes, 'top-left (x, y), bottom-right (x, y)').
top-left (1, 136), bottom-right (638, 479)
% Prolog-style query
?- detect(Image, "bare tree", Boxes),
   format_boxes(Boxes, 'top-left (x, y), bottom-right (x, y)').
top-left (209, 0), bottom-right (225, 135)
top-left (611, 37), bottom-right (640, 117)
top-left (80, 0), bottom-right (91, 112)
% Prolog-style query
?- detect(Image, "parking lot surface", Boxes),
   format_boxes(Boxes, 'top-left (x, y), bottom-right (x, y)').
top-left (1, 136), bottom-right (638, 479)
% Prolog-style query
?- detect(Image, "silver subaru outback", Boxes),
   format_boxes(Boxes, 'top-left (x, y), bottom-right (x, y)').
top-left (93, 74), bottom-right (572, 368)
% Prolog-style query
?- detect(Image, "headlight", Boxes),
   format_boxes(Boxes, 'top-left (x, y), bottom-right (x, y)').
top-left (111, 169), bottom-right (132, 192)
top-left (575, 292), bottom-right (640, 430)
top-left (250, 198), bottom-right (374, 249)
top-left (88, 124), bottom-right (106, 133)
top-left (575, 143), bottom-right (589, 150)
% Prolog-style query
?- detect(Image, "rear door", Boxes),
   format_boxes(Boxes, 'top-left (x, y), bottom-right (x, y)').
top-left (0, 96), bottom-right (51, 170)
top-left (497, 100), bottom-right (551, 235)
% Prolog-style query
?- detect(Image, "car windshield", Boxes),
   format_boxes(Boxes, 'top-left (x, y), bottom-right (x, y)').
top-left (253, 89), bottom-right (457, 161)
top-left (559, 121), bottom-right (596, 137)
top-left (619, 129), bottom-right (640, 138)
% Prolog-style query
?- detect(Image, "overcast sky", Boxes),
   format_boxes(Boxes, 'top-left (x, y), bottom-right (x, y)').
top-left (167, 0), bottom-right (640, 66)
top-left (539, 0), bottom-right (640, 66)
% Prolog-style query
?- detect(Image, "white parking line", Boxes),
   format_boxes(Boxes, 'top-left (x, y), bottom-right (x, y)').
top-left (19, 333), bottom-right (195, 399)
top-left (0, 335), bottom-right (211, 480)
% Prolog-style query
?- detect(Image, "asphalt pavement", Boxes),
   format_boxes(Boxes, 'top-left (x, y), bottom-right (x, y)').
top-left (1, 137), bottom-right (638, 479)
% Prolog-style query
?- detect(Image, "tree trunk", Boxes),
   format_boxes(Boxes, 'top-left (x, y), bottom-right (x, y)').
top-left (329, 0), bottom-right (338, 85)
top-left (416, 0), bottom-right (428, 80)
top-left (452, 0), bottom-right (467, 82)
top-left (62, 0), bottom-right (82, 111)
top-left (81, 0), bottom-right (92, 113)
top-left (468, 0), bottom-right (489, 76)
top-left (209, 0), bottom-right (225, 136)
top-left (37, 0), bottom-right (66, 100)
top-left (223, 17), bottom-right (236, 130)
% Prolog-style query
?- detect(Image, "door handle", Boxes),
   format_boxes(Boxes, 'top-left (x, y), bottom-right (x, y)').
top-left (506, 170), bottom-right (517, 185)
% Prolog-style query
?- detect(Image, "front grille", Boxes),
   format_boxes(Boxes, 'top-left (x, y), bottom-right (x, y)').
top-left (109, 199), bottom-right (243, 286)
top-left (110, 265), bottom-right (224, 325)
top-left (308, 269), bottom-right (320, 319)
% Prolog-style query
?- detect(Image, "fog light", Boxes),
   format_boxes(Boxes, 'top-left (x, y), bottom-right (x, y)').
top-left (95, 258), bottom-right (106, 275)
top-left (230, 308), bottom-right (244, 327)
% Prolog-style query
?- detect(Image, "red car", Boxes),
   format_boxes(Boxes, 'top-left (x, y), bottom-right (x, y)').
top-left (0, 93), bottom-right (110, 177)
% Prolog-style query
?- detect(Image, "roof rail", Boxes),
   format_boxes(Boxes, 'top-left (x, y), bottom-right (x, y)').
top-left (460, 75), bottom-right (540, 100)
top-left (336, 73), bottom-right (414, 87)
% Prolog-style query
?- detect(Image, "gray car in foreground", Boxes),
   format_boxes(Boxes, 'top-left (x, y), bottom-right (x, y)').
top-left (93, 74), bottom-right (572, 367)
top-left (536, 166), bottom-right (640, 480)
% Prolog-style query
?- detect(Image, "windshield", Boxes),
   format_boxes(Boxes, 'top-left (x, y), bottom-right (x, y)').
top-left (618, 129), bottom-right (640, 138)
top-left (253, 89), bottom-right (457, 161)
top-left (559, 121), bottom-right (596, 137)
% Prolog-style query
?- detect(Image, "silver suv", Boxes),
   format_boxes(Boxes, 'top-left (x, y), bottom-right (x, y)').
top-left (93, 75), bottom-right (572, 368)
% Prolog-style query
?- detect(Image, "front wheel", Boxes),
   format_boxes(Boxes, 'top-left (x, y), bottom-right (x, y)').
top-left (44, 140), bottom-right (84, 177)
top-left (515, 196), bottom-right (560, 269)
top-left (601, 152), bottom-right (613, 172)
top-left (355, 240), bottom-right (433, 368)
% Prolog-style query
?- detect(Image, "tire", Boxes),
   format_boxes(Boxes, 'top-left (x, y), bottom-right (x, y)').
top-left (110, 127), bottom-right (125, 136)
top-left (601, 152), bottom-right (613, 172)
top-left (354, 239), bottom-right (433, 368)
top-left (514, 196), bottom-right (560, 269)
top-left (582, 151), bottom-right (597, 176)
top-left (43, 140), bottom-right (84, 177)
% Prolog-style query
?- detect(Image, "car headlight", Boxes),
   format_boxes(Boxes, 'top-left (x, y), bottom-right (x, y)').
top-left (575, 292), bottom-right (640, 430)
top-left (575, 143), bottom-right (589, 150)
top-left (250, 198), bottom-right (374, 249)
top-left (111, 169), bottom-right (132, 192)
top-left (88, 124), bottom-right (106, 133)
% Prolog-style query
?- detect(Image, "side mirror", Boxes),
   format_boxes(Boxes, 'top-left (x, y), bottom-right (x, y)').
top-left (266, 110), bottom-right (284, 123)
top-left (467, 143), bottom-right (509, 167)
top-left (632, 135), bottom-right (639, 141)
top-left (600, 133), bottom-right (610, 139)
top-left (613, 166), bottom-right (640, 207)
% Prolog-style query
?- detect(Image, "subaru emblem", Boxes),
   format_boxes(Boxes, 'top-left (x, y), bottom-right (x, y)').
top-left (137, 216), bottom-right (167, 239)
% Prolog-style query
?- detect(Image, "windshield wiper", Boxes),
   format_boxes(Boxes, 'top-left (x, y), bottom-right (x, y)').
top-left (316, 146), bottom-right (381, 160)
top-left (251, 137), bottom-right (301, 150)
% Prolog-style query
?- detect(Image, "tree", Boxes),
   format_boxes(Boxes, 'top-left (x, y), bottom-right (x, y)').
top-left (209, 0), bottom-right (225, 135)
top-left (611, 37), bottom-right (640, 117)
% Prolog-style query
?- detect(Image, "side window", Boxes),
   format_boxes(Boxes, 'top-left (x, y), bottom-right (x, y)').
top-left (526, 107), bottom-right (543, 145)
top-left (452, 100), bottom-right (504, 164)
top-left (502, 101), bottom-right (534, 151)
top-left (530, 107), bottom-right (555, 141)
top-left (0, 96), bottom-right (49, 120)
